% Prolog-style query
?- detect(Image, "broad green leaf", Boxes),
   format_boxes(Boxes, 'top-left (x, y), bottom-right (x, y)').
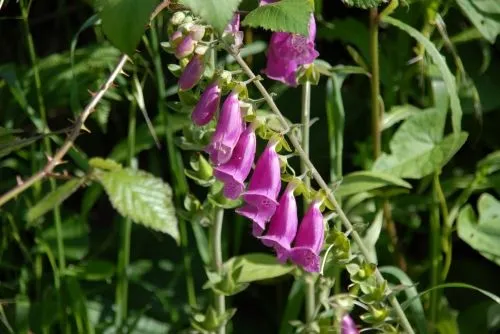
top-left (40, 216), bottom-right (89, 261)
top-left (97, 0), bottom-right (158, 55)
top-left (457, 194), bottom-right (500, 265)
top-left (456, 0), bottom-right (500, 44)
top-left (65, 260), bottom-right (116, 281)
top-left (382, 105), bottom-right (422, 130)
top-left (373, 109), bottom-right (468, 179)
top-left (227, 253), bottom-right (294, 283)
top-left (96, 168), bottom-right (179, 242)
top-left (26, 178), bottom-right (85, 223)
top-left (179, 0), bottom-right (242, 33)
top-left (89, 157), bottom-right (123, 171)
top-left (242, 0), bottom-right (311, 35)
top-left (380, 266), bottom-right (428, 334)
top-left (336, 170), bottom-right (412, 197)
top-left (342, 0), bottom-right (386, 9)
top-left (383, 16), bottom-right (463, 135)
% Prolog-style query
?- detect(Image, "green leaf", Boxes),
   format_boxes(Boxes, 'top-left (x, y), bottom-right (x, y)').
top-left (382, 16), bottom-right (463, 135)
top-left (26, 178), bottom-right (85, 223)
top-left (97, 0), bottom-right (158, 55)
top-left (89, 157), bottom-right (123, 171)
top-left (381, 105), bottom-right (422, 131)
top-left (242, 0), bottom-right (311, 35)
top-left (65, 260), bottom-right (116, 281)
top-left (179, 0), bottom-right (243, 33)
top-left (336, 170), bottom-right (412, 197)
top-left (0, 134), bottom-right (41, 158)
top-left (325, 74), bottom-right (346, 181)
top-left (341, 0), bottom-right (386, 9)
top-left (96, 168), bottom-right (179, 242)
top-left (226, 253), bottom-right (294, 283)
top-left (40, 216), bottom-right (89, 261)
top-left (456, 0), bottom-right (500, 44)
top-left (457, 194), bottom-right (500, 265)
top-left (373, 109), bottom-right (468, 179)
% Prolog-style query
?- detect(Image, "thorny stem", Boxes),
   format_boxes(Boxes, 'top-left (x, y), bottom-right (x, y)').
top-left (301, 82), bottom-right (316, 323)
top-left (0, 55), bottom-right (129, 207)
top-left (232, 52), bottom-right (415, 334)
top-left (212, 208), bottom-right (226, 334)
top-left (369, 8), bottom-right (407, 271)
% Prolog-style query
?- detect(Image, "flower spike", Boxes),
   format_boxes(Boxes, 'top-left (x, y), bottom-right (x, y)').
top-left (289, 200), bottom-right (325, 272)
top-left (259, 181), bottom-right (299, 262)
top-left (236, 138), bottom-right (282, 236)
top-left (205, 91), bottom-right (245, 165)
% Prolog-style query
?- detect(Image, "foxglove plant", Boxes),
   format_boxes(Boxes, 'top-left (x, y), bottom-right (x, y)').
top-left (259, 181), bottom-right (299, 262)
top-left (259, 0), bottom-right (319, 86)
top-left (179, 54), bottom-right (205, 91)
top-left (341, 315), bottom-right (359, 334)
top-left (236, 138), bottom-right (281, 236)
top-left (205, 91), bottom-right (245, 165)
top-left (289, 200), bottom-right (324, 273)
top-left (213, 124), bottom-right (257, 200)
top-left (191, 81), bottom-right (221, 126)
top-left (223, 13), bottom-right (243, 49)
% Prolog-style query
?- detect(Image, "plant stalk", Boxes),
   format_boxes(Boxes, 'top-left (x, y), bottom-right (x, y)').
top-left (301, 82), bottom-right (316, 323)
top-left (115, 99), bottom-right (137, 328)
top-left (232, 52), bottom-right (415, 334)
top-left (212, 208), bottom-right (226, 334)
top-left (429, 172), bottom-right (442, 327)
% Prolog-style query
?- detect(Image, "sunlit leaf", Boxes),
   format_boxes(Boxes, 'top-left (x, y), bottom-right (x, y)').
top-left (179, 0), bottom-right (242, 33)
top-left (336, 170), bottom-right (412, 197)
top-left (456, 0), bottom-right (500, 44)
top-left (226, 253), bottom-right (294, 283)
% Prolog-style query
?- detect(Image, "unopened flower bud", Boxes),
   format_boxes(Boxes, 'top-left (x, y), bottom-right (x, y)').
top-left (170, 11), bottom-right (186, 25)
top-left (175, 35), bottom-right (196, 59)
top-left (190, 25), bottom-right (206, 41)
top-left (170, 30), bottom-right (183, 47)
top-left (179, 55), bottom-right (205, 91)
top-left (194, 44), bottom-right (208, 56)
top-left (192, 82), bottom-right (221, 126)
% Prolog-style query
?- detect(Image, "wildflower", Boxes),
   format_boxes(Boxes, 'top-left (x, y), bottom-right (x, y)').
top-left (175, 34), bottom-right (196, 59)
top-left (205, 91), bottom-right (244, 165)
top-left (223, 13), bottom-right (243, 49)
top-left (236, 139), bottom-right (281, 236)
top-left (260, 0), bottom-right (319, 86)
top-left (341, 315), bottom-right (359, 334)
top-left (191, 82), bottom-right (221, 126)
top-left (289, 200), bottom-right (324, 272)
top-left (179, 55), bottom-right (205, 91)
top-left (213, 125), bottom-right (257, 199)
top-left (259, 182), bottom-right (298, 262)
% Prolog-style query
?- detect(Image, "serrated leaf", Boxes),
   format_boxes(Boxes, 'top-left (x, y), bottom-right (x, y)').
top-left (383, 17), bottom-right (463, 135)
top-left (27, 178), bottom-right (85, 223)
top-left (96, 168), bottom-right (179, 242)
top-left (336, 171), bottom-right (412, 197)
top-left (97, 0), bottom-right (158, 55)
top-left (457, 194), bottom-right (500, 266)
top-left (179, 0), bottom-right (243, 33)
top-left (456, 0), bottom-right (500, 44)
top-left (342, 0), bottom-right (386, 9)
top-left (242, 0), bottom-right (311, 35)
top-left (373, 109), bottom-right (468, 179)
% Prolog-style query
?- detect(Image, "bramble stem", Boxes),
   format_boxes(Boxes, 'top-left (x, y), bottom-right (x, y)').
top-left (0, 55), bottom-right (128, 208)
top-left (232, 52), bottom-right (415, 334)
top-left (301, 82), bottom-right (316, 323)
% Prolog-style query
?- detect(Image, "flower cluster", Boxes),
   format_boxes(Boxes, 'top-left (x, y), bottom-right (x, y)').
top-left (167, 12), bottom-right (326, 272)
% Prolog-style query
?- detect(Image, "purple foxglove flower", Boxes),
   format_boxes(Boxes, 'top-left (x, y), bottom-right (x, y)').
top-left (191, 82), bottom-right (221, 126)
top-left (341, 315), bottom-right (359, 334)
top-left (236, 139), bottom-right (281, 236)
top-left (175, 34), bottom-right (196, 59)
top-left (289, 200), bottom-right (324, 272)
top-left (205, 91), bottom-right (244, 165)
top-left (223, 13), bottom-right (243, 48)
top-left (259, 182), bottom-right (298, 262)
top-left (213, 125), bottom-right (256, 199)
top-left (179, 55), bottom-right (204, 91)
top-left (260, 0), bottom-right (319, 86)
top-left (170, 30), bottom-right (183, 46)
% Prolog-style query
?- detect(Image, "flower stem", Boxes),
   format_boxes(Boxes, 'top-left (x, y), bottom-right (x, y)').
top-left (115, 99), bottom-right (137, 328)
top-left (369, 8), bottom-right (407, 271)
top-left (212, 208), bottom-right (226, 334)
top-left (232, 52), bottom-right (415, 334)
top-left (429, 172), bottom-right (442, 326)
top-left (301, 82), bottom-right (316, 323)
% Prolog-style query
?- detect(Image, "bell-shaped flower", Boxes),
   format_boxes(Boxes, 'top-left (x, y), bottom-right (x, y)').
top-left (205, 91), bottom-right (244, 165)
top-left (223, 13), bottom-right (243, 48)
top-left (213, 125), bottom-right (256, 199)
top-left (175, 34), bottom-right (196, 59)
top-left (289, 200), bottom-right (324, 272)
top-left (191, 82), bottom-right (221, 126)
top-left (236, 139), bottom-right (281, 236)
top-left (341, 315), bottom-right (359, 334)
top-left (259, 182), bottom-right (298, 262)
top-left (179, 55), bottom-right (204, 91)
top-left (261, 0), bottom-right (319, 86)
